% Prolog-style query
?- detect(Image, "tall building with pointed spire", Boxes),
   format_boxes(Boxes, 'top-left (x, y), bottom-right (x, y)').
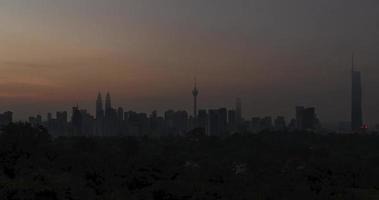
top-left (351, 53), bottom-right (363, 131)
top-left (192, 78), bottom-right (199, 120)
top-left (96, 93), bottom-right (104, 120)
top-left (105, 92), bottom-right (112, 117)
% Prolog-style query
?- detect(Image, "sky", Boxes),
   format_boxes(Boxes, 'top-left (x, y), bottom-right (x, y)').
top-left (0, 0), bottom-right (378, 125)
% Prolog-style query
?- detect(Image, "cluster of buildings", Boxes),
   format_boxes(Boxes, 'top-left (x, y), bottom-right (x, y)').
top-left (0, 55), bottom-right (367, 135)
top-left (22, 80), bottom-right (321, 137)
top-left (27, 93), bottom-right (247, 137)
top-left (25, 98), bottom-right (321, 137)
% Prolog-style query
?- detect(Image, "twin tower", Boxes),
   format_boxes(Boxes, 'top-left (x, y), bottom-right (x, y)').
top-left (96, 92), bottom-right (112, 120)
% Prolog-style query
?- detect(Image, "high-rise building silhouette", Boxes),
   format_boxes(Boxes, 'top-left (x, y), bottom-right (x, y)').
top-left (274, 116), bottom-right (286, 131)
top-left (198, 109), bottom-right (208, 132)
top-left (192, 78), bottom-right (199, 120)
top-left (351, 53), bottom-right (363, 131)
top-left (228, 110), bottom-right (237, 125)
top-left (105, 92), bottom-right (112, 118)
top-left (236, 98), bottom-right (242, 123)
top-left (47, 113), bottom-right (52, 122)
top-left (208, 108), bottom-right (227, 135)
top-left (71, 106), bottom-right (82, 135)
top-left (96, 93), bottom-right (104, 120)
top-left (117, 107), bottom-right (124, 121)
top-left (296, 106), bottom-right (320, 130)
top-left (105, 92), bottom-right (112, 110)
top-left (0, 111), bottom-right (13, 127)
top-left (57, 111), bottom-right (68, 124)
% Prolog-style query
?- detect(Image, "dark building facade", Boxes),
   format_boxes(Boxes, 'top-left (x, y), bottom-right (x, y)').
top-left (71, 106), bottom-right (82, 136)
top-left (274, 116), bottom-right (286, 131)
top-left (296, 106), bottom-right (320, 130)
top-left (208, 108), bottom-right (227, 136)
top-left (192, 79), bottom-right (199, 121)
top-left (0, 111), bottom-right (13, 127)
top-left (351, 55), bottom-right (363, 131)
top-left (236, 98), bottom-right (242, 123)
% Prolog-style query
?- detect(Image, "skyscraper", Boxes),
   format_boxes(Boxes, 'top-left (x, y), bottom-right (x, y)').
top-left (96, 93), bottom-right (104, 120)
top-left (105, 92), bottom-right (112, 117)
top-left (192, 78), bottom-right (199, 120)
top-left (274, 116), bottom-right (286, 131)
top-left (0, 111), bottom-right (13, 127)
top-left (71, 106), bottom-right (82, 135)
top-left (208, 108), bottom-right (227, 136)
top-left (236, 98), bottom-right (242, 123)
top-left (296, 106), bottom-right (320, 130)
top-left (351, 54), bottom-right (363, 131)
top-left (95, 93), bottom-right (105, 136)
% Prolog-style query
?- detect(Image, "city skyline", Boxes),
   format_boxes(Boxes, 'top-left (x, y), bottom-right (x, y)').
top-left (0, 0), bottom-right (379, 124)
top-left (0, 63), bottom-right (371, 128)
top-left (1, 60), bottom-right (362, 135)
top-left (2, 2), bottom-right (379, 199)
top-left (0, 66), bottom-right (365, 134)
top-left (22, 90), bottom-right (323, 137)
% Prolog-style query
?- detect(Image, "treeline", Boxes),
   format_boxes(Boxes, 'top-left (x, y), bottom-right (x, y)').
top-left (1, 123), bottom-right (379, 199)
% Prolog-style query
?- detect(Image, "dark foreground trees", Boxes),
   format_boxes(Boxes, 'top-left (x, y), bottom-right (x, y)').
top-left (1, 123), bottom-right (379, 199)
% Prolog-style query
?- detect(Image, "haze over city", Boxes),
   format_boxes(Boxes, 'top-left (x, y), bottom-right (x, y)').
top-left (3, 1), bottom-right (379, 199)
top-left (0, 0), bottom-right (379, 125)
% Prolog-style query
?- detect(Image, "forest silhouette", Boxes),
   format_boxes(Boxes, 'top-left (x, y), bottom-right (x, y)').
top-left (1, 123), bottom-right (379, 199)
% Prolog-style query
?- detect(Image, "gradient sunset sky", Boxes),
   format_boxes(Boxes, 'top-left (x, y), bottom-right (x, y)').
top-left (0, 0), bottom-right (378, 124)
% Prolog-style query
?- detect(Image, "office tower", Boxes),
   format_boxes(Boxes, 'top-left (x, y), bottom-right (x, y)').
top-left (296, 106), bottom-right (319, 130)
top-left (351, 54), bottom-right (363, 131)
top-left (71, 106), bottom-right (82, 135)
top-left (124, 112), bottom-right (129, 122)
top-left (0, 111), bottom-right (13, 127)
top-left (57, 111), bottom-right (68, 124)
top-left (287, 118), bottom-right (297, 131)
top-left (150, 110), bottom-right (158, 131)
top-left (198, 109), bottom-right (208, 131)
top-left (105, 92), bottom-right (112, 117)
top-left (228, 110), bottom-right (237, 125)
top-left (36, 115), bottom-right (42, 124)
top-left (175, 111), bottom-right (189, 134)
top-left (79, 109), bottom-right (95, 136)
top-left (208, 110), bottom-right (219, 136)
top-left (164, 110), bottom-right (189, 135)
top-left (274, 116), bottom-right (286, 131)
top-left (29, 116), bottom-right (37, 126)
top-left (218, 108), bottom-right (228, 132)
top-left (126, 111), bottom-right (149, 136)
top-left (208, 108), bottom-right (227, 136)
top-left (251, 117), bottom-right (261, 132)
top-left (47, 113), bottom-right (52, 122)
top-left (261, 116), bottom-right (273, 130)
top-left (104, 92), bottom-right (117, 135)
top-left (95, 93), bottom-right (105, 136)
top-left (236, 98), bottom-right (242, 123)
top-left (117, 107), bottom-right (124, 135)
top-left (165, 110), bottom-right (175, 130)
top-left (227, 109), bottom-right (238, 133)
top-left (117, 107), bottom-right (124, 121)
top-left (96, 93), bottom-right (104, 120)
top-left (192, 78), bottom-right (199, 120)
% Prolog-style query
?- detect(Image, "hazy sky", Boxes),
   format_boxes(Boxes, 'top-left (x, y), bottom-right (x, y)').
top-left (0, 0), bottom-right (378, 124)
